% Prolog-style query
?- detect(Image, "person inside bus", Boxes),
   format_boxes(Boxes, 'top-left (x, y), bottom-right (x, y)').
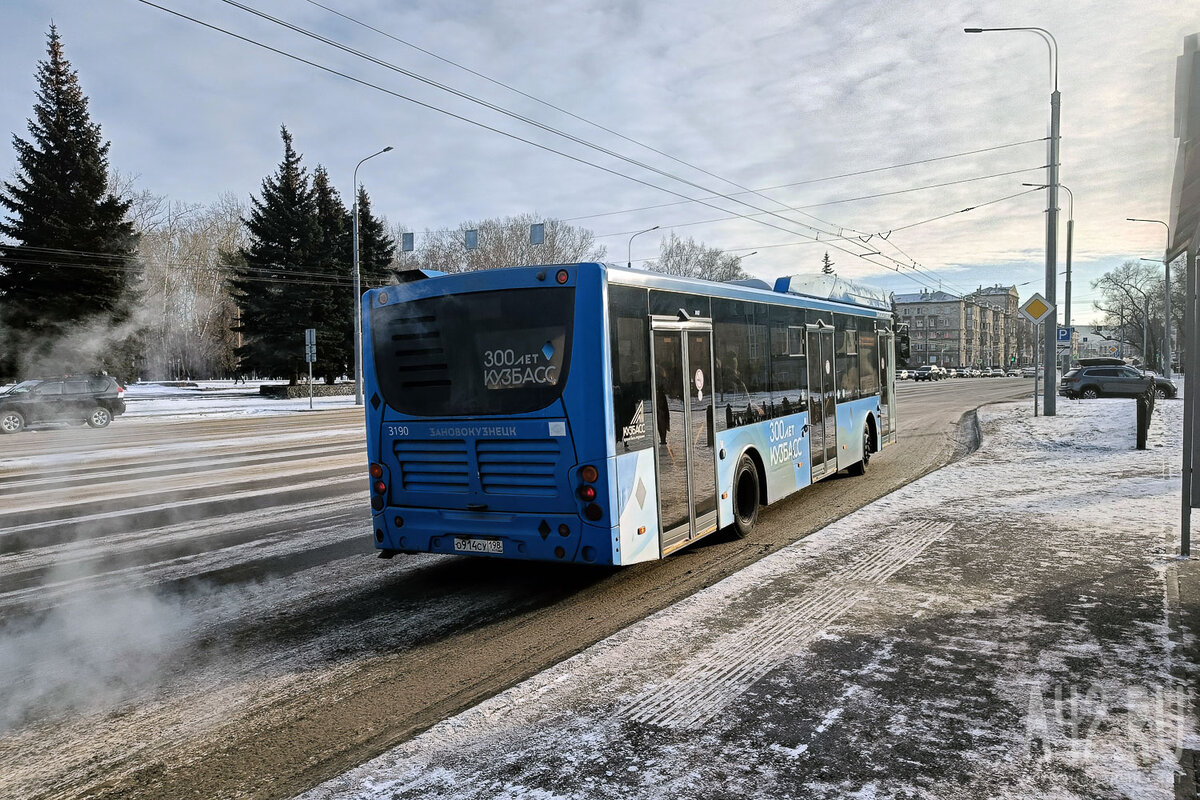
top-left (656, 364), bottom-right (673, 457)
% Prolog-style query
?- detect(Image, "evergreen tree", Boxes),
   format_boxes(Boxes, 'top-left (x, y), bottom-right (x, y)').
top-left (232, 126), bottom-right (321, 384)
top-left (0, 25), bottom-right (140, 380)
top-left (821, 252), bottom-right (835, 275)
top-left (354, 187), bottom-right (396, 290)
top-left (310, 165), bottom-right (351, 384)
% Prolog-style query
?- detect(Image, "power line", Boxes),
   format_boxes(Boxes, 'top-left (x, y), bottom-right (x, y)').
top-left (559, 139), bottom-right (1048, 223)
top-left (134, 0), bottom-right (891, 274)
top-left (298, 0), bottom-right (854, 236)
top-left (590, 167), bottom-right (1044, 243)
top-left (214, 0), bottom-right (852, 243)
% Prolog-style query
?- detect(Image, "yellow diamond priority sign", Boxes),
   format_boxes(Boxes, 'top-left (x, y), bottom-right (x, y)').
top-left (1019, 292), bottom-right (1055, 324)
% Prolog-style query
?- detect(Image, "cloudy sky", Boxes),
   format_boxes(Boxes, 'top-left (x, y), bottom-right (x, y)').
top-left (1, 0), bottom-right (1196, 323)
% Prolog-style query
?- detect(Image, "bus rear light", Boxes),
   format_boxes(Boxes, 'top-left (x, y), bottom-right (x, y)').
top-left (558, 523), bottom-right (570, 537)
top-left (579, 465), bottom-right (598, 483)
top-left (369, 463), bottom-right (383, 478)
top-left (554, 546), bottom-right (566, 558)
top-left (374, 480), bottom-right (387, 494)
top-left (371, 497), bottom-right (384, 511)
top-left (577, 485), bottom-right (597, 501)
top-left (394, 516), bottom-right (404, 527)
top-left (375, 529), bottom-right (384, 542)
top-left (584, 503), bottom-right (603, 521)
top-left (555, 269), bottom-right (569, 284)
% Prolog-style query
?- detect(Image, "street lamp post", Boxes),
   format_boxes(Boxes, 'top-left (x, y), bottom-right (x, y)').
top-left (1127, 217), bottom-right (1172, 378)
top-left (352, 146), bottom-right (393, 406)
top-left (627, 225), bottom-right (660, 269)
top-left (968, 25), bottom-right (1060, 415)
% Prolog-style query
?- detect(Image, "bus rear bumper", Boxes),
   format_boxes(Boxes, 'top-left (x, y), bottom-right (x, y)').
top-left (372, 506), bottom-right (609, 564)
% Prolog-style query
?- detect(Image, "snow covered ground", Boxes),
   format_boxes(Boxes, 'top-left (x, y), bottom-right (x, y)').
top-left (121, 381), bottom-right (358, 418)
top-left (301, 397), bottom-right (1197, 800)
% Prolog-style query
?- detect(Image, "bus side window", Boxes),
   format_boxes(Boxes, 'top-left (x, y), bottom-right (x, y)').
top-left (858, 320), bottom-right (879, 396)
top-left (713, 298), bottom-right (770, 430)
top-left (769, 305), bottom-right (806, 416)
top-left (835, 314), bottom-right (859, 402)
top-left (609, 285), bottom-right (652, 451)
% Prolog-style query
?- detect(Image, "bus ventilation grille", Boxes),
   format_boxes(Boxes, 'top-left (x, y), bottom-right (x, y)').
top-left (390, 314), bottom-right (450, 390)
top-left (393, 439), bottom-right (470, 492)
top-left (476, 439), bottom-right (560, 496)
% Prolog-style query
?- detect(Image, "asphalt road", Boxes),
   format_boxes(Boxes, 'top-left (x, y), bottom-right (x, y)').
top-left (0, 378), bottom-right (1034, 800)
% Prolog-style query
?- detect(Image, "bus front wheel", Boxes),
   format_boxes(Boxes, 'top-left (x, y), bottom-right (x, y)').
top-left (730, 454), bottom-right (760, 539)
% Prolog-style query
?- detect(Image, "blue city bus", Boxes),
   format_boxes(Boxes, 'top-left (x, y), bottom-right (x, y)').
top-left (361, 262), bottom-right (897, 565)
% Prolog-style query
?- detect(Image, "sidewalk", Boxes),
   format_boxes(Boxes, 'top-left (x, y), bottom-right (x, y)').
top-left (302, 397), bottom-right (1199, 800)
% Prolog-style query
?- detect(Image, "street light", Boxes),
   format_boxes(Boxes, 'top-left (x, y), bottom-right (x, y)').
top-left (352, 146), bottom-right (393, 407)
top-left (968, 25), bottom-right (1060, 415)
top-left (1127, 217), bottom-right (1172, 378)
top-left (627, 225), bottom-right (659, 269)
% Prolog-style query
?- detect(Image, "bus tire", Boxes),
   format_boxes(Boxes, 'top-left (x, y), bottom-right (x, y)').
top-left (730, 453), bottom-right (760, 538)
top-left (848, 425), bottom-right (871, 476)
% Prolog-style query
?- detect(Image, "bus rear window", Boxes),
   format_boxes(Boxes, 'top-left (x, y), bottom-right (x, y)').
top-left (371, 287), bottom-right (575, 417)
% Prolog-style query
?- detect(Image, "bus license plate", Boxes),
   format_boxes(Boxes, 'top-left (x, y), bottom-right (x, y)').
top-left (453, 536), bottom-right (504, 554)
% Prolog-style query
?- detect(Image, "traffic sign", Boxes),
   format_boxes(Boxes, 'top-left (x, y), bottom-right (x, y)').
top-left (304, 328), bottom-right (317, 364)
top-left (1056, 326), bottom-right (1073, 343)
top-left (1019, 293), bottom-right (1055, 325)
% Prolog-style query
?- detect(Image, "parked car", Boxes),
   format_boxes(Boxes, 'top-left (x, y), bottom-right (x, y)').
top-left (945, 368), bottom-right (957, 378)
top-left (0, 375), bottom-right (126, 434)
top-left (1006, 369), bottom-right (1021, 378)
top-left (1059, 359), bottom-right (1177, 399)
top-left (898, 369), bottom-right (911, 380)
top-left (1021, 366), bottom-right (1037, 378)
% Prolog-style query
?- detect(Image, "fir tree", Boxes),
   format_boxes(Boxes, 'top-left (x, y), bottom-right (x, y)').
top-left (310, 165), bottom-right (351, 384)
top-left (353, 187), bottom-right (396, 290)
top-left (232, 126), bottom-right (321, 384)
top-left (821, 252), bottom-right (835, 275)
top-left (0, 25), bottom-right (140, 380)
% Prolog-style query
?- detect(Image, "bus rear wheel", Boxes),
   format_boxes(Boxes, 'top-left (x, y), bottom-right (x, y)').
top-left (848, 426), bottom-right (871, 476)
top-left (730, 453), bottom-right (760, 539)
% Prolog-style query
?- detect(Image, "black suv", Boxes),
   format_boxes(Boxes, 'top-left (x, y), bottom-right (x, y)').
top-left (1059, 359), bottom-right (1176, 399)
top-left (0, 376), bottom-right (126, 434)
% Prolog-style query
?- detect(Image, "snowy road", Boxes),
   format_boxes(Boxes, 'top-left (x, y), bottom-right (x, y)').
top-left (0, 379), bottom-right (1033, 800)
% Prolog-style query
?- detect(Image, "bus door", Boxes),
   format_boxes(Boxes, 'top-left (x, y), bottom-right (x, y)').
top-left (806, 326), bottom-right (837, 480)
top-left (650, 319), bottom-right (718, 554)
top-left (878, 328), bottom-right (897, 445)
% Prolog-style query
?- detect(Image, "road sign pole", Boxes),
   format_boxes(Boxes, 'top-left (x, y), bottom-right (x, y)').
top-left (1034, 326), bottom-right (1040, 417)
top-left (304, 328), bottom-right (317, 411)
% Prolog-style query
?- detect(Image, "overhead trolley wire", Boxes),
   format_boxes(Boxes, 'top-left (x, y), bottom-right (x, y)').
top-left (134, 0), bottom-right (894, 272)
top-left (560, 140), bottom-right (1048, 224)
top-left (213, 0), bottom-right (872, 246)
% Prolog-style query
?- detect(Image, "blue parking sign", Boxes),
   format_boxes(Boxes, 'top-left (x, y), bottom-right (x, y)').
top-left (1056, 327), bottom-right (1072, 343)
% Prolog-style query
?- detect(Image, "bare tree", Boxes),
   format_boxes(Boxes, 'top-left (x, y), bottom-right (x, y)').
top-left (130, 191), bottom-right (247, 379)
top-left (645, 232), bottom-right (749, 282)
top-left (1092, 259), bottom-right (1169, 367)
top-left (411, 213), bottom-right (605, 274)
